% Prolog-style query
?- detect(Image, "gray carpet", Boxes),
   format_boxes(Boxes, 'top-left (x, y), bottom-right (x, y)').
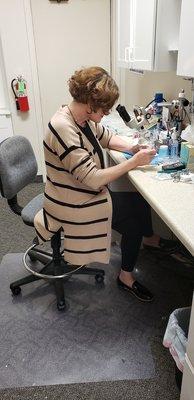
top-left (0, 248), bottom-right (156, 388)
top-left (0, 183), bottom-right (193, 399)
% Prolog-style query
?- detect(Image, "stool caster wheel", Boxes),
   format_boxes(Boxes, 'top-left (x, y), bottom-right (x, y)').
top-left (95, 273), bottom-right (104, 284)
top-left (57, 301), bottom-right (66, 311)
top-left (10, 285), bottom-right (21, 296)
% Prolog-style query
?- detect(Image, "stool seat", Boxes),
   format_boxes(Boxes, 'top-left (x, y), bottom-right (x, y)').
top-left (21, 193), bottom-right (44, 226)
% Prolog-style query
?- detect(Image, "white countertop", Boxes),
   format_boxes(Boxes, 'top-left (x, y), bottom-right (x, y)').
top-left (109, 148), bottom-right (194, 257)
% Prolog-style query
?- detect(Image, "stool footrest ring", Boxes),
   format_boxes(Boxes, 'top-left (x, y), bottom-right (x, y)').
top-left (23, 242), bottom-right (86, 280)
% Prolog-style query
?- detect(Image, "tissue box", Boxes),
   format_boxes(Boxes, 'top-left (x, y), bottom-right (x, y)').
top-left (180, 141), bottom-right (194, 170)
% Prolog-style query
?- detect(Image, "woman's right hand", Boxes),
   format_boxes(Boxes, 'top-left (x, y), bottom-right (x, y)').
top-left (132, 148), bottom-right (156, 167)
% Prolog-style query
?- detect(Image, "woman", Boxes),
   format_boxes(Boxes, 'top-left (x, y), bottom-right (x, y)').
top-left (34, 66), bottom-right (177, 302)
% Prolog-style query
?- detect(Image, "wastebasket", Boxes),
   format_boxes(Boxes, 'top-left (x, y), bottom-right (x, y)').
top-left (163, 307), bottom-right (191, 390)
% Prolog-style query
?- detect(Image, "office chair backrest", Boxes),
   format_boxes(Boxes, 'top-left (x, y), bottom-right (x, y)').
top-left (0, 135), bottom-right (38, 199)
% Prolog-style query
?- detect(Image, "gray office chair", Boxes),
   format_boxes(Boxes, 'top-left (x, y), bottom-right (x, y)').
top-left (0, 135), bottom-right (105, 311)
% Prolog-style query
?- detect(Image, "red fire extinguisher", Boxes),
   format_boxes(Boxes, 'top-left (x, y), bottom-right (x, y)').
top-left (11, 76), bottom-right (29, 112)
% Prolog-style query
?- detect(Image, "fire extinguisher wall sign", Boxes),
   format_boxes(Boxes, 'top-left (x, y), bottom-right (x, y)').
top-left (11, 76), bottom-right (30, 112)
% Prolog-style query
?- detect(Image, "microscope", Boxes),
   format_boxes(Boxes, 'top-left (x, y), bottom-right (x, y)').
top-left (116, 89), bottom-right (190, 137)
top-left (116, 104), bottom-right (148, 131)
top-left (116, 103), bottom-right (158, 145)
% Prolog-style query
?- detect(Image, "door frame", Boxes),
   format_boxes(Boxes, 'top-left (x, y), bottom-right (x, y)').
top-left (23, 0), bottom-right (46, 179)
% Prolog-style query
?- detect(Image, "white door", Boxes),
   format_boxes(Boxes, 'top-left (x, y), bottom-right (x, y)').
top-left (30, 0), bottom-right (111, 129)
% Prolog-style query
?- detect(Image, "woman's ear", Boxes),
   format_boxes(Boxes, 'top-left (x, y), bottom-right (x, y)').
top-left (86, 104), bottom-right (93, 115)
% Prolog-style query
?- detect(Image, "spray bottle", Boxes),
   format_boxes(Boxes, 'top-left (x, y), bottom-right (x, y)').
top-left (170, 128), bottom-right (179, 160)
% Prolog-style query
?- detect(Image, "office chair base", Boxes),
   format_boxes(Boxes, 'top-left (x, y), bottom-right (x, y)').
top-left (57, 300), bottom-right (66, 311)
top-left (23, 244), bottom-right (86, 279)
top-left (10, 245), bottom-right (105, 310)
top-left (10, 285), bottom-right (21, 296)
top-left (23, 243), bottom-right (105, 282)
top-left (10, 275), bottom-right (67, 311)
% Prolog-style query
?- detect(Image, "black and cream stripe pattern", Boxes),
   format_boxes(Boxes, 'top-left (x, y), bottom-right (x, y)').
top-left (34, 105), bottom-right (113, 265)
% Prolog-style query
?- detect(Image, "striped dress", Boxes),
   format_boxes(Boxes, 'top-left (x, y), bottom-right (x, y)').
top-left (34, 106), bottom-right (113, 265)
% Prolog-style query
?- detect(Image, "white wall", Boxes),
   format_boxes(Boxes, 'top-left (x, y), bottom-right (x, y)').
top-left (31, 0), bottom-right (110, 129)
top-left (123, 69), bottom-right (192, 110)
top-left (2, 0), bottom-right (190, 173)
top-left (0, 0), bottom-right (45, 173)
top-left (0, 0), bottom-right (110, 174)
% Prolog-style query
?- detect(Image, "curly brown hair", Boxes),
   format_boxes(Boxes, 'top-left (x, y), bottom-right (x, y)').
top-left (68, 66), bottom-right (119, 113)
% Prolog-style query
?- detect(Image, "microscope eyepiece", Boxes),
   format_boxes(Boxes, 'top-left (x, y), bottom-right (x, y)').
top-left (116, 104), bottom-right (131, 123)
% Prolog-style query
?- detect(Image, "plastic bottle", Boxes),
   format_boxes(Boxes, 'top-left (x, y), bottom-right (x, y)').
top-left (166, 131), bottom-right (171, 152)
top-left (170, 128), bottom-right (179, 160)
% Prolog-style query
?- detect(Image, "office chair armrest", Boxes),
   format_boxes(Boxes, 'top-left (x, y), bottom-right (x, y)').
top-left (8, 195), bottom-right (23, 216)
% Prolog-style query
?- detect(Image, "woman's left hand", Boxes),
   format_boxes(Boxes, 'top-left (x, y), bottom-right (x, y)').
top-left (128, 143), bottom-right (140, 154)
top-left (128, 143), bottom-right (150, 154)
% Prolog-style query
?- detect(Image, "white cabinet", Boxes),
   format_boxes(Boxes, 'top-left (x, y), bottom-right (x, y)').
top-left (117, 0), bottom-right (132, 68)
top-left (181, 293), bottom-right (194, 400)
top-left (186, 294), bottom-right (194, 367)
top-left (181, 355), bottom-right (194, 400)
top-left (117, 0), bottom-right (181, 71)
top-left (126, 0), bottom-right (156, 71)
top-left (117, 0), bottom-right (155, 69)
top-left (177, 0), bottom-right (194, 78)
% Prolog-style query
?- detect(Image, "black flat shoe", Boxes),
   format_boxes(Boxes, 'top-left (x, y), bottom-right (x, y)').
top-left (143, 238), bottom-right (179, 254)
top-left (117, 277), bottom-right (154, 302)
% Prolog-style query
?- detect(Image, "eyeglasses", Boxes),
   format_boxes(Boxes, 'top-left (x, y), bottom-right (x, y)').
top-left (102, 108), bottom-right (112, 115)
top-left (89, 107), bottom-right (112, 116)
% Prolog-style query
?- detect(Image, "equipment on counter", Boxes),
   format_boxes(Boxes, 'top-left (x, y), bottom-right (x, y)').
top-left (162, 161), bottom-right (186, 172)
top-left (158, 89), bottom-right (190, 133)
top-left (116, 104), bottom-right (144, 130)
top-left (116, 104), bottom-right (158, 132)
top-left (117, 89), bottom-right (190, 135)
top-left (116, 88), bottom-right (191, 155)
top-left (145, 92), bottom-right (165, 115)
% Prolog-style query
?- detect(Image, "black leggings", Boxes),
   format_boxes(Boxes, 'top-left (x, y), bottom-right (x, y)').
top-left (110, 190), bottom-right (154, 272)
